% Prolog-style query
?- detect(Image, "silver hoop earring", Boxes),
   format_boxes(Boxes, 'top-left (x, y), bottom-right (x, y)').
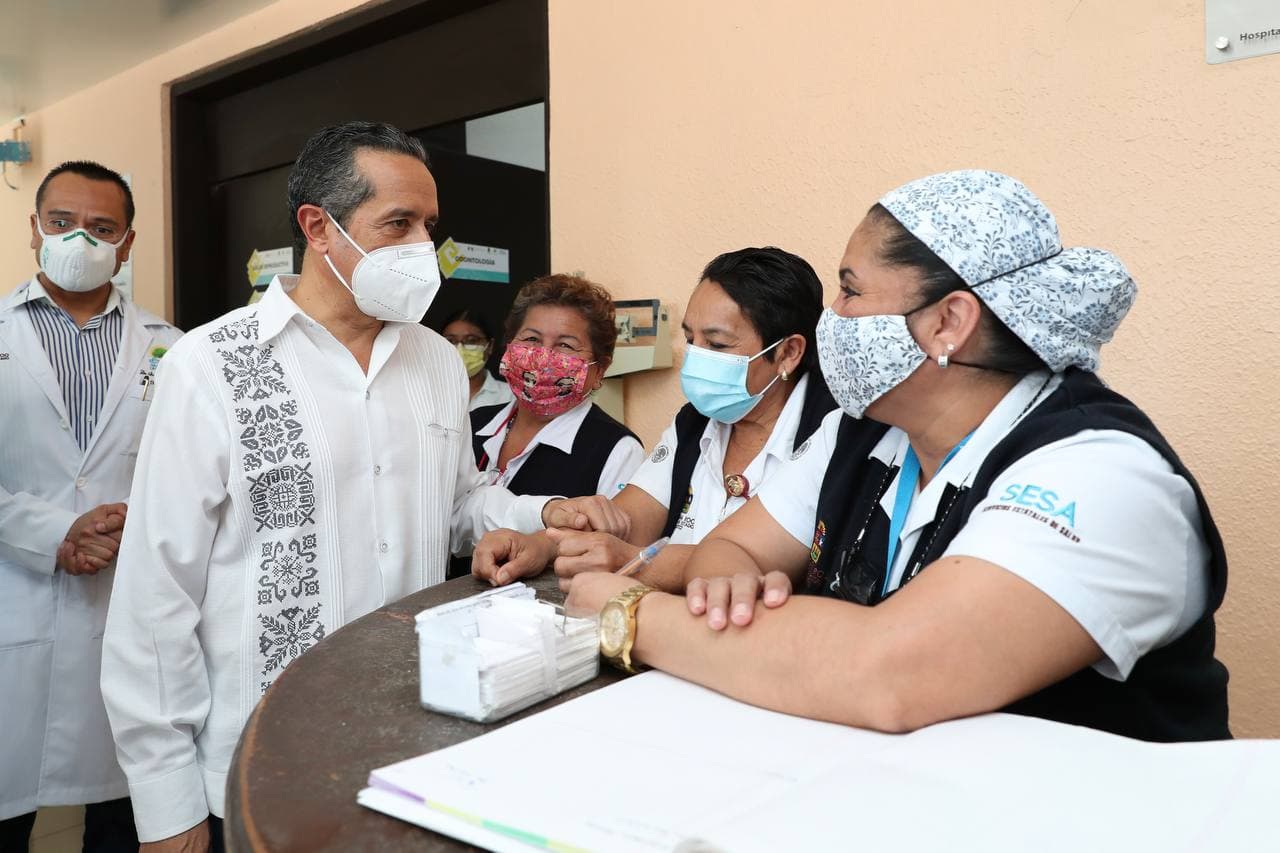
top-left (938, 343), bottom-right (956, 369)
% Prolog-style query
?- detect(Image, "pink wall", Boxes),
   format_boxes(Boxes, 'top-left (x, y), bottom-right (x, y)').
top-left (0, 0), bottom-right (1275, 736)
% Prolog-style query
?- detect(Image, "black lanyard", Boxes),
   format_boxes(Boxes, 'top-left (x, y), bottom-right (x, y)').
top-left (827, 468), bottom-right (968, 606)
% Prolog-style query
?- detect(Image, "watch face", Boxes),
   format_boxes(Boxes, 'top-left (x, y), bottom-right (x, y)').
top-left (600, 604), bottom-right (627, 656)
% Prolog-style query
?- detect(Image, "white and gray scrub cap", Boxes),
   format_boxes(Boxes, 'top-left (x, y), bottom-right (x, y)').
top-left (878, 169), bottom-right (1136, 372)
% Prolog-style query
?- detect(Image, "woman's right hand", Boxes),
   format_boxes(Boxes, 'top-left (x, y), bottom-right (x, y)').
top-left (545, 529), bottom-right (637, 592)
top-left (686, 570), bottom-right (793, 630)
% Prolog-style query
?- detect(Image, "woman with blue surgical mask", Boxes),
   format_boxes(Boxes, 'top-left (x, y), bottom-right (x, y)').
top-left (470, 247), bottom-right (837, 591)
top-left (566, 171), bottom-right (1230, 743)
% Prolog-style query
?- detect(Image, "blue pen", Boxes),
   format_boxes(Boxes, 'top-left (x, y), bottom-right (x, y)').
top-left (616, 537), bottom-right (670, 578)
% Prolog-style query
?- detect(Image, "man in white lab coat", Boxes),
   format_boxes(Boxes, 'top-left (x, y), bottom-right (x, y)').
top-left (101, 122), bottom-right (627, 853)
top-left (0, 161), bottom-right (181, 851)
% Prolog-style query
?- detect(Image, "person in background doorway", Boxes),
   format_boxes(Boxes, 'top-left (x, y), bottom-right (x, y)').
top-left (100, 122), bottom-right (626, 853)
top-left (0, 160), bottom-right (182, 852)
top-left (440, 307), bottom-right (513, 411)
top-left (472, 248), bottom-right (834, 589)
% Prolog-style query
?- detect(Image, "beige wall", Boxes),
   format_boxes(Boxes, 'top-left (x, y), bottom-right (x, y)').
top-left (548, 0), bottom-right (1280, 737)
top-left (0, 0), bottom-right (1275, 736)
top-left (0, 0), bottom-right (374, 315)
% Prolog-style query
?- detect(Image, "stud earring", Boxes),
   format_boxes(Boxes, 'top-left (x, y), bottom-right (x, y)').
top-left (938, 342), bottom-right (956, 369)
top-left (780, 369), bottom-right (790, 382)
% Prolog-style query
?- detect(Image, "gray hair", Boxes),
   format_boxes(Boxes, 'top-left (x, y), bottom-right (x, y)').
top-left (286, 121), bottom-right (429, 255)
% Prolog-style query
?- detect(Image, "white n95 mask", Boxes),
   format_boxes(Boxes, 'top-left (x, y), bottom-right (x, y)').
top-left (322, 212), bottom-right (441, 323)
top-left (37, 222), bottom-right (128, 293)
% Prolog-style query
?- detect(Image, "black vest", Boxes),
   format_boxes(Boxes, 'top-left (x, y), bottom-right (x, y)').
top-left (805, 369), bottom-right (1230, 742)
top-left (661, 373), bottom-right (837, 538)
top-left (470, 403), bottom-right (640, 498)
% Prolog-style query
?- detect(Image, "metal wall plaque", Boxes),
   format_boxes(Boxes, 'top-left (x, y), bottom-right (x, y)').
top-left (1207, 0), bottom-right (1280, 64)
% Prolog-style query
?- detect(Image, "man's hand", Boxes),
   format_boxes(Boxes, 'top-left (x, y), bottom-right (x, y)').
top-left (541, 496), bottom-right (631, 540)
top-left (472, 529), bottom-right (557, 586)
top-left (565, 571), bottom-right (649, 616)
top-left (546, 528), bottom-right (636, 592)
top-left (141, 819), bottom-right (210, 853)
top-left (57, 503), bottom-right (128, 575)
top-left (686, 570), bottom-right (793, 630)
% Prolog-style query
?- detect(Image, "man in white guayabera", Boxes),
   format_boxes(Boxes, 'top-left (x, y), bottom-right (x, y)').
top-left (101, 121), bottom-right (627, 853)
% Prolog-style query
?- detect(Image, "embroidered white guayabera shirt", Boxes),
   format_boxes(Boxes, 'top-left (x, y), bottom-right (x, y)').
top-left (101, 277), bottom-right (550, 842)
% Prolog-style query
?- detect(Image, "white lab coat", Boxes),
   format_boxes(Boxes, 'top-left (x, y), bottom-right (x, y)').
top-left (0, 279), bottom-right (181, 819)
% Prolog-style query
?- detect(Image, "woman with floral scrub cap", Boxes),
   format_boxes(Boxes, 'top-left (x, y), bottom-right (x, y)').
top-left (567, 170), bottom-right (1230, 742)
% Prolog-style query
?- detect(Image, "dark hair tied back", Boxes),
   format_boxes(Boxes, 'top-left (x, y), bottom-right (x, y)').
top-left (866, 203), bottom-right (1047, 376)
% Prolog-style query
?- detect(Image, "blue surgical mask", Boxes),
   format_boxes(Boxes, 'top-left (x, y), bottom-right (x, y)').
top-left (680, 339), bottom-right (783, 424)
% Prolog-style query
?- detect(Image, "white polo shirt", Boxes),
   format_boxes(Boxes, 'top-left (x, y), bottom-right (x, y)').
top-left (630, 374), bottom-right (829, 545)
top-left (475, 398), bottom-right (644, 497)
top-left (758, 371), bottom-right (1210, 681)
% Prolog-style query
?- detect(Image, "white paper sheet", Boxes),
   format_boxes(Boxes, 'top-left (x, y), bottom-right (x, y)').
top-left (362, 672), bottom-right (1280, 852)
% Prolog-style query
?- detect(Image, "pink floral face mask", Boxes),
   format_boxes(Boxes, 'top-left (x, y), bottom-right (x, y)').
top-left (500, 342), bottom-right (596, 418)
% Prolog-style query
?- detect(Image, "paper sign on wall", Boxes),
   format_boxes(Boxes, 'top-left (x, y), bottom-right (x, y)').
top-left (438, 237), bottom-right (510, 283)
top-left (246, 247), bottom-right (294, 305)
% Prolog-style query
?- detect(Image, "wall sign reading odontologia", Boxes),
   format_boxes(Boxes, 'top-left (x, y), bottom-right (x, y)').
top-left (437, 238), bottom-right (511, 284)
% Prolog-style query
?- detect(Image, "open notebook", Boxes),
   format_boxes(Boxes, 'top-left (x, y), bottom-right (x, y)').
top-left (360, 672), bottom-right (1279, 852)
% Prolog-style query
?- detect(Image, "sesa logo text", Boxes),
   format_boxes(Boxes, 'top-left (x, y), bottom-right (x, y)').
top-left (998, 483), bottom-right (1077, 527)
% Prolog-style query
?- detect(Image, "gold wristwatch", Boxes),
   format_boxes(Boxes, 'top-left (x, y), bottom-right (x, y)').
top-left (599, 585), bottom-right (654, 674)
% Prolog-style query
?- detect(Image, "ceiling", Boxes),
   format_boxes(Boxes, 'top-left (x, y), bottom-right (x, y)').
top-left (0, 0), bottom-right (281, 123)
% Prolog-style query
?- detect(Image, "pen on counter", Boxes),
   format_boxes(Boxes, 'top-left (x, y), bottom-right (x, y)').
top-left (616, 536), bottom-right (670, 578)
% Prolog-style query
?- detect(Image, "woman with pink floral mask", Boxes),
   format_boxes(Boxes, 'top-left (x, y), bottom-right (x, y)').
top-left (467, 274), bottom-right (644, 518)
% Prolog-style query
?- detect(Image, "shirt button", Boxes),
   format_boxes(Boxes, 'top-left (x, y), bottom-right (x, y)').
top-left (76, 477), bottom-right (87, 489)
top-left (83, 367), bottom-right (91, 377)
top-left (60, 421), bottom-right (70, 430)
top-left (379, 542), bottom-right (389, 554)
top-left (365, 390), bottom-right (371, 400)
top-left (374, 465), bottom-right (382, 476)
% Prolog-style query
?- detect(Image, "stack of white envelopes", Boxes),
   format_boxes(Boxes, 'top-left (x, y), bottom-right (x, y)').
top-left (415, 583), bottom-right (599, 722)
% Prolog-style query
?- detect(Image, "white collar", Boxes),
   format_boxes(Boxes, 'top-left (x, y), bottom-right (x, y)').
top-left (477, 397), bottom-right (595, 456)
top-left (21, 275), bottom-right (124, 317)
top-left (700, 372), bottom-right (812, 464)
top-left (258, 275), bottom-right (406, 383)
top-left (256, 276), bottom-right (307, 343)
top-left (874, 370), bottom-right (1061, 529)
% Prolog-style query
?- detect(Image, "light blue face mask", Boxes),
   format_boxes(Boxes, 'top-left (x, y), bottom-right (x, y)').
top-left (680, 339), bottom-right (784, 424)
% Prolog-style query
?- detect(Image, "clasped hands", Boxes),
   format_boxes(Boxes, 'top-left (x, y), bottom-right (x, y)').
top-left (55, 502), bottom-right (127, 575)
top-left (473, 496), bottom-right (635, 589)
top-left (479, 496), bottom-right (795, 630)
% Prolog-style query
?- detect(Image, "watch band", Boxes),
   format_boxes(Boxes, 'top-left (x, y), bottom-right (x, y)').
top-left (603, 585), bottom-right (654, 674)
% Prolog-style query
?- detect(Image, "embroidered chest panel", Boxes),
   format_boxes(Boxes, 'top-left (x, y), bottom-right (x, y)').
top-left (209, 314), bottom-right (327, 696)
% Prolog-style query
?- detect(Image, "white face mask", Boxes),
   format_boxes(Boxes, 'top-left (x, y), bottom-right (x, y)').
top-left (321, 212), bottom-right (441, 323)
top-left (37, 221), bottom-right (128, 293)
top-left (816, 307), bottom-right (928, 418)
